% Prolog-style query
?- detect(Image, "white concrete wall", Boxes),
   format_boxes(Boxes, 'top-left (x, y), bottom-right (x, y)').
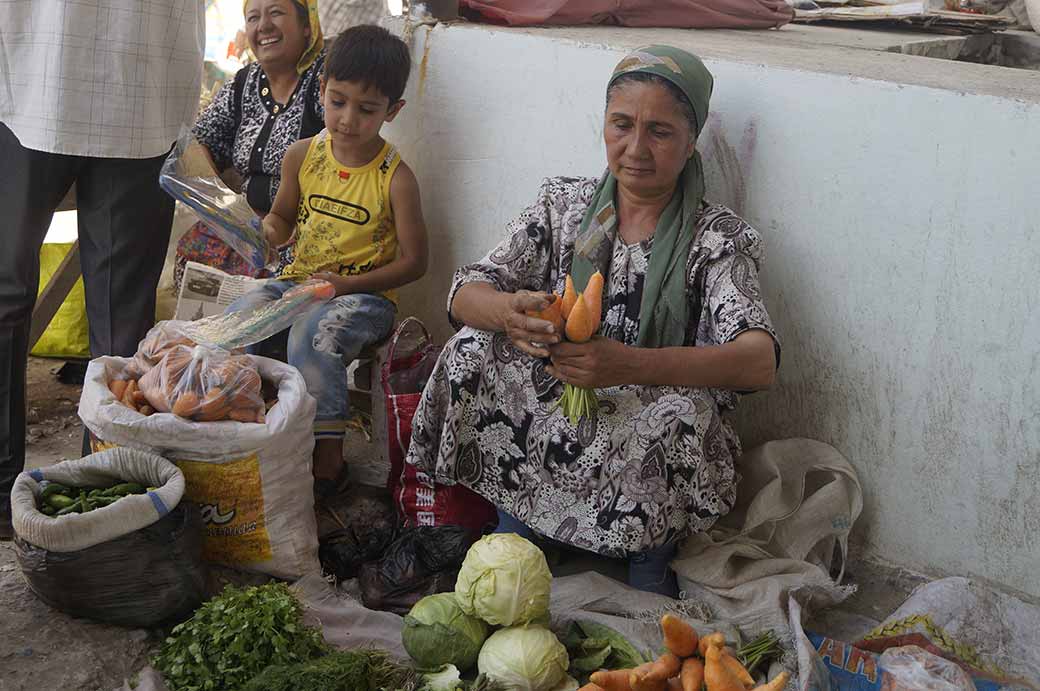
top-left (384, 24), bottom-right (1040, 598)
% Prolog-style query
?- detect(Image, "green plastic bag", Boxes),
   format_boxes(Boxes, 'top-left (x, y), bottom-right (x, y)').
top-left (31, 242), bottom-right (90, 359)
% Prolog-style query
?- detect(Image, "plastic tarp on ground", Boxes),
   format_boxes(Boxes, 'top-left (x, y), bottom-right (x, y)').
top-left (459, 0), bottom-right (794, 29)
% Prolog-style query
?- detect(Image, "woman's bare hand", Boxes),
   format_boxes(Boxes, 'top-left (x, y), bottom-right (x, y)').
top-left (501, 290), bottom-right (560, 358)
top-left (548, 336), bottom-right (634, 388)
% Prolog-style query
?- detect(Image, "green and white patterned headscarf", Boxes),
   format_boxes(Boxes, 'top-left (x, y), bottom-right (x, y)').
top-left (571, 46), bottom-right (714, 348)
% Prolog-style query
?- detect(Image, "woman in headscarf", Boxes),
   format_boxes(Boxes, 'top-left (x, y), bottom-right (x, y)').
top-left (406, 46), bottom-right (781, 596)
top-left (175, 0), bottom-right (325, 289)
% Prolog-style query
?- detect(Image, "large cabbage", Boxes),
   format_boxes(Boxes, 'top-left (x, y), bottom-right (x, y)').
top-left (477, 626), bottom-right (570, 691)
top-left (455, 534), bottom-right (551, 626)
top-left (403, 593), bottom-right (489, 671)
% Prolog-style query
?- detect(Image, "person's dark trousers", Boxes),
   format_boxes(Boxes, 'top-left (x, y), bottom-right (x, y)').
top-left (0, 123), bottom-right (174, 534)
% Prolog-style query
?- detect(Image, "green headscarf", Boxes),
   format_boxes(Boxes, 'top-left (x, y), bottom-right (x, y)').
top-left (571, 46), bottom-right (714, 348)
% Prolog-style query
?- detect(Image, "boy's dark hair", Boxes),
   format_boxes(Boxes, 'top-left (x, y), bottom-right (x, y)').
top-left (325, 25), bottom-right (411, 105)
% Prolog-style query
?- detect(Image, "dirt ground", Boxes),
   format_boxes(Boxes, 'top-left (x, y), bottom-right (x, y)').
top-left (1, 358), bottom-right (158, 691)
top-left (0, 359), bottom-right (932, 691)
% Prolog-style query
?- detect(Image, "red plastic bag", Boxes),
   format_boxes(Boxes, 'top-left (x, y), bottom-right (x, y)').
top-left (383, 318), bottom-right (496, 536)
top-left (460, 0), bottom-right (793, 29)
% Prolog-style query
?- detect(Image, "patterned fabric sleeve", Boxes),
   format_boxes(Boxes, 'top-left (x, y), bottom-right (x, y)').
top-left (703, 250), bottom-right (781, 359)
top-left (445, 179), bottom-right (560, 329)
top-left (191, 71), bottom-right (241, 171)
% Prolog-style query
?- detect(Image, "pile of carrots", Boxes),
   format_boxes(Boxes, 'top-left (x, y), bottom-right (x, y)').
top-left (582, 615), bottom-right (790, 691)
top-left (528, 271), bottom-right (605, 424)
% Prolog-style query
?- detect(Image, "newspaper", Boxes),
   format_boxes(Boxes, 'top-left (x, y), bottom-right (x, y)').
top-left (174, 262), bottom-right (265, 321)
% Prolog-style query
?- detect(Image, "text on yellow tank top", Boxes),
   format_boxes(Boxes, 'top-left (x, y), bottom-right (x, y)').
top-left (281, 130), bottom-right (401, 303)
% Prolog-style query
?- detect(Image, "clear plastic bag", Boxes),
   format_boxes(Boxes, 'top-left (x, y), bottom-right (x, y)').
top-left (126, 321), bottom-right (197, 378)
top-left (879, 646), bottom-right (975, 691)
top-left (139, 345), bottom-right (266, 423)
top-left (159, 129), bottom-right (269, 271)
top-left (179, 279), bottom-right (336, 350)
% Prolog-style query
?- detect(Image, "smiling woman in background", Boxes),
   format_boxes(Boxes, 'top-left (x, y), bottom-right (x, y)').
top-left (175, 0), bottom-right (326, 289)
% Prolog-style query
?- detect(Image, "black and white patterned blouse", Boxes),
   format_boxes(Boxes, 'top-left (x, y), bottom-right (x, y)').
top-left (192, 53), bottom-right (325, 214)
top-left (407, 176), bottom-right (781, 558)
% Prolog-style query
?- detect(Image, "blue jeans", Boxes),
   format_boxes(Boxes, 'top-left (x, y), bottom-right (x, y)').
top-left (494, 509), bottom-right (680, 598)
top-left (227, 280), bottom-right (395, 439)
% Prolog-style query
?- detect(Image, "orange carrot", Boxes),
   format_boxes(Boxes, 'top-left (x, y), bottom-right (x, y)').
top-left (698, 632), bottom-right (727, 657)
top-left (704, 645), bottom-right (745, 691)
top-left (580, 685), bottom-right (607, 691)
top-left (565, 291), bottom-right (596, 343)
top-left (750, 671), bottom-right (789, 691)
top-left (668, 680), bottom-right (684, 691)
top-left (630, 675), bottom-right (668, 691)
top-left (526, 294), bottom-right (565, 334)
top-left (589, 669), bottom-right (634, 691)
top-left (721, 652), bottom-right (755, 688)
top-left (681, 658), bottom-right (705, 691)
top-left (661, 614), bottom-right (699, 658)
top-left (583, 270), bottom-right (605, 333)
top-left (639, 653), bottom-right (682, 682)
top-left (171, 391), bottom-right (200, 418)
top-left (562, 274), bottom-right (578, 318)
top-left (109, 379), bottom-right (128, 400)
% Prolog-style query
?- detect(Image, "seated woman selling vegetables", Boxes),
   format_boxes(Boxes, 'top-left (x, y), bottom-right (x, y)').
top-left (405, 45), bottom-right (780, 597)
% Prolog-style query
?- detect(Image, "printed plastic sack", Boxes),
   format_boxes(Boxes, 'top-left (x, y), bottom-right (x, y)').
top-left (30, 241), bottom-right (90, 359)
top-left (384, 318), bottom-right (497, 536)
top-left (139, 345), bottom-right (265, 423)
top-left (160, 130), bottom-right (268, 271)
top-left (805, 633), bottom-right (1007, 691)
top-left (10, 449), bottom-right (205, 627)
top-left (80, 355), bottom-right (321, 580)
top-left (358, 525), bottom-right (474, 614)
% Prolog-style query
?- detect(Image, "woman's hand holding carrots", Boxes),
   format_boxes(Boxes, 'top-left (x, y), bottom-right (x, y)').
top-left (504, 289), bottom-right (561, 358)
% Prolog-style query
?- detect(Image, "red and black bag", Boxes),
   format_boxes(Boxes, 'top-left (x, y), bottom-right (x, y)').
top-left (383, 318), bottom-right (496, 536)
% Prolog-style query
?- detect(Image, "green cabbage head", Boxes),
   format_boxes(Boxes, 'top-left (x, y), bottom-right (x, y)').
top-left (455, 534), bottom-right (551, 626)
top-left (403, 593), bottom-right (489, 671)
top-left (477, 626), bottom-right (570, 691)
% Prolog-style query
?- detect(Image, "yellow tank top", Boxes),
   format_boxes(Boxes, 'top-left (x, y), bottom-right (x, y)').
top-left (281, 131), bottom-right (401, 302)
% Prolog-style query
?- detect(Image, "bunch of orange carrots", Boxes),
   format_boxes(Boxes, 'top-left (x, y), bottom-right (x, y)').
top-left (580, 614), bottom-right (789, 691)
top-left (527, 271), bottom-right (604, 424)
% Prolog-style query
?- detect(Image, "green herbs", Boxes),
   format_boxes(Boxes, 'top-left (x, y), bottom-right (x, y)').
top-left (243, 649), bottom-right (412, 691)
top-left (736, 630), bottom-right (782, 676)
top-left (152, 583), bottom-right (329, 691)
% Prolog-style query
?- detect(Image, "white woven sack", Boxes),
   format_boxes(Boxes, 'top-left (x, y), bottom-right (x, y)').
top-left (11, 447), bottom-right (184, 553)
top-left (79, 355), bottom-right (320, 581)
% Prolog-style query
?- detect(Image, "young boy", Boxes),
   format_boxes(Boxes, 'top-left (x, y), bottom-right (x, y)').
top-left (231, 25), bottom-right (428, 500)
